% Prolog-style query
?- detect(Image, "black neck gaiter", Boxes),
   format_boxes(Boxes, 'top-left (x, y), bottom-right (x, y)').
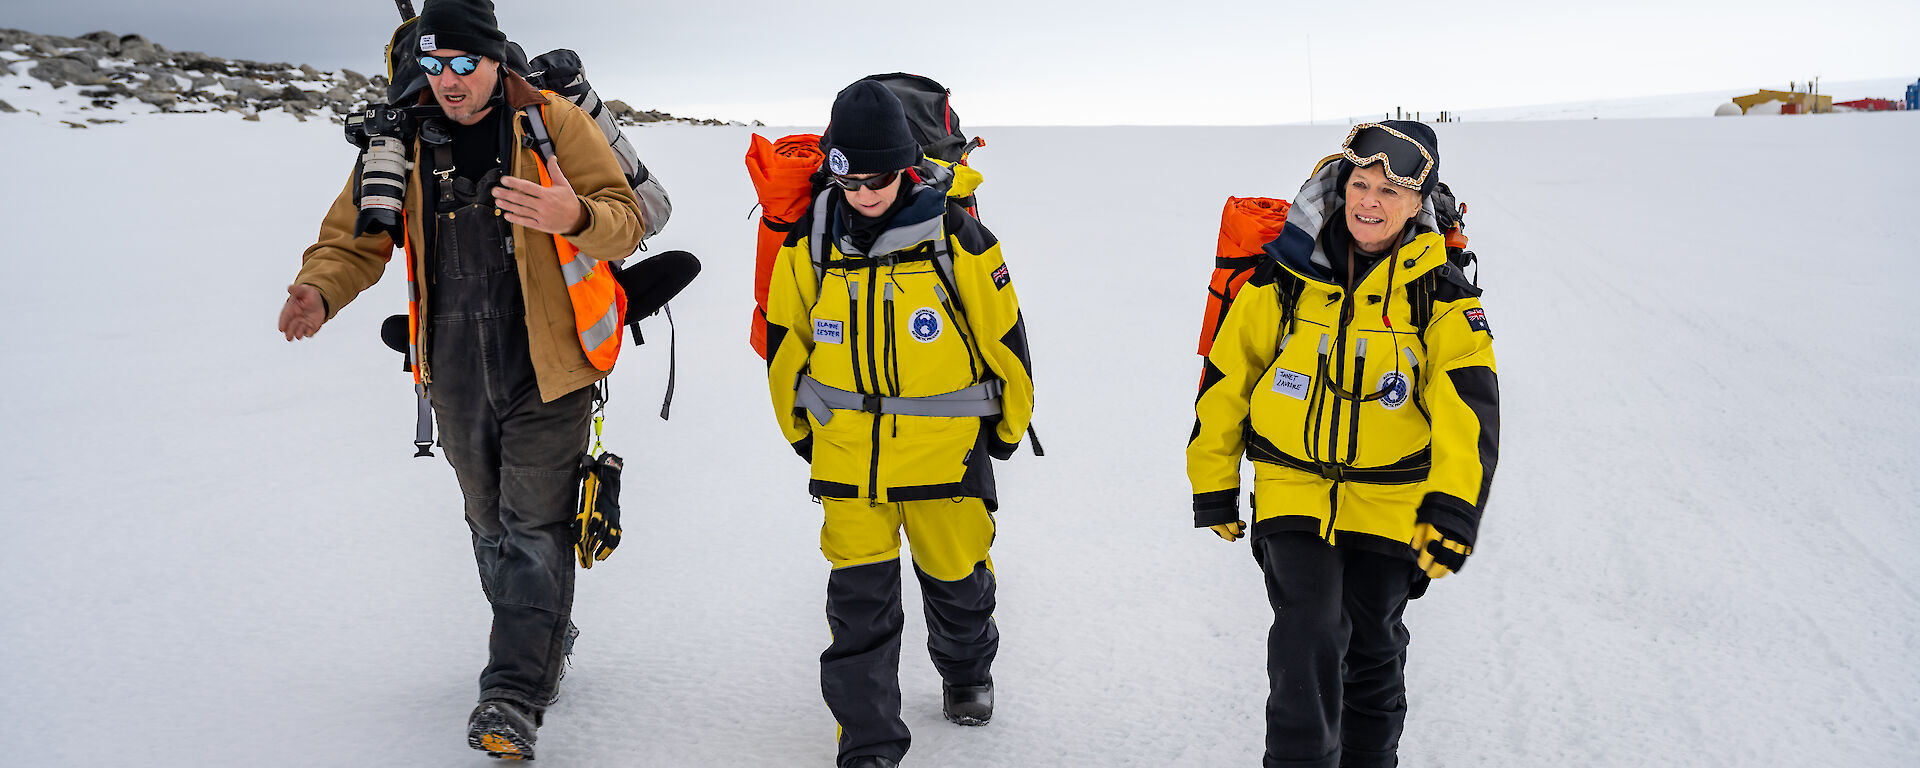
top-left (841, 184), bottom-right (915, 254)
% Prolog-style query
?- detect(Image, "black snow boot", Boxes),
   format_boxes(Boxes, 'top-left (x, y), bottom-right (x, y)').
top-left (942, 679), bottom-right (994, 726)
top-left (843, 757), bottom-right (899, 768)
top-left (468, 699), bottom-right (539, 760)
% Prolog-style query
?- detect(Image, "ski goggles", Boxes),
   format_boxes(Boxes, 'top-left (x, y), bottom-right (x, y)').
top-left (828, 169), bottom-right (901, 192)
top-left (418, 54), bottom-right (482, 77)
top-left (1342, 123), bottom-right (1434, 191)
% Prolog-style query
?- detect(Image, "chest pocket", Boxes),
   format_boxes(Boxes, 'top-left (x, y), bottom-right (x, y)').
top-left (1249, 299), bottom-right (1434, 470)
top-left (881, 263), bottom-right (982, 397)
top-left (434, 168), bottom-right (515, 280)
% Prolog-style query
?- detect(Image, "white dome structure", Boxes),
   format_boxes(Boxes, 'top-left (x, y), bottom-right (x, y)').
top-left (1714, 102), bottom-right (1743, 116)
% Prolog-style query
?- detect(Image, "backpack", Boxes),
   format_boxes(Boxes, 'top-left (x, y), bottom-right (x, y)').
top-left (744, 72), bottom-right (986, 359)
top-left (861, 72), bottom-right (985, 215)
top-left (522, 49), bottom-right (671, 242)
top-left (1197, 165), bottom-right (1477, 358)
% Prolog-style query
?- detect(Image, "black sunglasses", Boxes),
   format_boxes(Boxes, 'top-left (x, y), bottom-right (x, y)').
top-left (1342, 123), bottom-right (1434, 190)
top-left (418, 54), bottom-right (482, 77)
top-left (829, 170), bottom-right (901, 192)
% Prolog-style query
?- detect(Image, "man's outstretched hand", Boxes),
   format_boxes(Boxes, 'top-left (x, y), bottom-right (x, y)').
top-left (279, 283), bottom-right (326, 341)
top-left (494, 154), bottom-right (587, 235)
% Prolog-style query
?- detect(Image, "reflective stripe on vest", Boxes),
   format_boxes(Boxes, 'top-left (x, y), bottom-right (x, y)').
top-left (531, 100), bottom-right (625, 372)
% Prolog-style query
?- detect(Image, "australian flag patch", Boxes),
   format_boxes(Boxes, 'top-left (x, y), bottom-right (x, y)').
top-left (991, 264), bottom-right (1011, 290)
top-left (1464, 307), bottom-right (1490, 333)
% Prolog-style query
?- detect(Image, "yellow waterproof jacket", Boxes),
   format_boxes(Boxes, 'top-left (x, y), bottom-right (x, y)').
top-left (1188, 170), bottom-right (1499, 559)
top-left (765, 180), bottom-right (1034, 509)
top-left (294, 73), bottom-right (645, 403)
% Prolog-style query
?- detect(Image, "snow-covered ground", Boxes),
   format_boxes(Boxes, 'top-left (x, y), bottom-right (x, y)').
top-left (2, 97), bottom-right (1917, 767)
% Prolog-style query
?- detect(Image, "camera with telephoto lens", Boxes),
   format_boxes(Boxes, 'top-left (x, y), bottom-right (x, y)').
top-left (343, 103), bottom-right (417, 239)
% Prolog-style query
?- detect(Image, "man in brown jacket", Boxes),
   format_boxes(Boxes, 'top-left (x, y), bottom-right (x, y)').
top-left (274, 0), bottom-right (644, 759)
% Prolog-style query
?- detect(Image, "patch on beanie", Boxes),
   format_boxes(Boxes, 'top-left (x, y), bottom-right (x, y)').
top-left (828, 148), bottom-right (850, 175)
top-left (419, 34), bottom-right (437, 52)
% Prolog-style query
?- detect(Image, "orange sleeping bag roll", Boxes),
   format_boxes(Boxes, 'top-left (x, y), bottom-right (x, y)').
top-left (1199, 196), bottom-right (1291, 356)
top-left (745, 133), bottom-right (825, 359)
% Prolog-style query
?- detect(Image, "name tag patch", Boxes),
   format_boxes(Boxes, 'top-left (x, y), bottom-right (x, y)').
top-left (1464, 307), bottom-right (1490, 333)
top-left (419, 34), bottom-right (437, 52)
top-left (1272, 368), bottom-right (1311, 400)
top-left (814, 319), bottom-right (844, 344)
top-left (991, 264), bottom-right (1011, 290)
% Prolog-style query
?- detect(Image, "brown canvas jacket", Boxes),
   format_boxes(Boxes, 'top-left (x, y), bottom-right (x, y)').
top-left (294, 72), bottom-right (644, 402)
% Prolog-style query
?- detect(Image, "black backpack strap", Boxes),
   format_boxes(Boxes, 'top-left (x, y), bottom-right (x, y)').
top-left (1249, 258), bottom-right (1302, 340)
top-left (1413, 261), bottom-right (1482, 339)
top-left (659, 304), bottom-right (678, 420)
top-left (1410, 271), bottom-right (1435, 340)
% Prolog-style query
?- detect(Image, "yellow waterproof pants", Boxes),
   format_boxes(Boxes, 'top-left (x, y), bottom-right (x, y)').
top-left (821, 497), bottom-right (996, 581)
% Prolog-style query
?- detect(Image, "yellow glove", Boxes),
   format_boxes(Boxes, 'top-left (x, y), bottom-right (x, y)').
top-left (1210, 521), bottom-right (1245, 542)
top-left (1412, 522), bottom-right (1471, 578)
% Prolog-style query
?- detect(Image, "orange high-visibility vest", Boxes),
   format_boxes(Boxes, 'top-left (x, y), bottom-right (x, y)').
top-left (534, 124), bottom-right (627, 373)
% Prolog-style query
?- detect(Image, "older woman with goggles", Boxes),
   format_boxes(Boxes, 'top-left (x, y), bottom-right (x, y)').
top-left (1187, 120), bottom-right (1501, 768)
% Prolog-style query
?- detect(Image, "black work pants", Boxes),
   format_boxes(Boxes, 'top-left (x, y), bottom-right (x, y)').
top-left (1253, 532), bottom-right (1419, 768)
top-left (822, 557), bottom-right (997, 767)
top-left (427, 194), bottom-right (592, 715)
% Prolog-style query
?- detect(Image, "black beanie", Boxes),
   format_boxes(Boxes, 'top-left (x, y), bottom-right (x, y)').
top-left (822, 80), bottom-right (920, 176)
top-left (416, 0), bottom-right (510, 63)
top-left (1375, 119), bottom-right (1441, 195)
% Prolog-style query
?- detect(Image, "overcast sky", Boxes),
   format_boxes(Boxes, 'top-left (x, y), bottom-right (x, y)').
top-left (8, 0), bottom-right (1917, 125)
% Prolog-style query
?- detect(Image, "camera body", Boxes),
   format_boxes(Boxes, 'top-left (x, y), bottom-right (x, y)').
top-left (343, 103), bottom-right (418, 239)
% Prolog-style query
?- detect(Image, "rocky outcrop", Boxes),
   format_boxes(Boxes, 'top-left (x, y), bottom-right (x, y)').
top-left (1, 27), bottom-right (743, 126)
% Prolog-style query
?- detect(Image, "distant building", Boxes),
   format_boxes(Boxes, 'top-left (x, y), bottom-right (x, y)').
top-left (1908, 80), bottom-right (1919, 110)
top-left (1732, 88), bottom-right (1832, 115)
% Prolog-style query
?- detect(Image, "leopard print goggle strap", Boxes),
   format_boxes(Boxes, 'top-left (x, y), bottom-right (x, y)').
top-left (1342, 123), bottom-right (1434, 191)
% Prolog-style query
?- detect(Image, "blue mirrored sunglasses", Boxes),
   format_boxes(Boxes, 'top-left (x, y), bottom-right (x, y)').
top-left (418, 54), bottom-right (481, 77)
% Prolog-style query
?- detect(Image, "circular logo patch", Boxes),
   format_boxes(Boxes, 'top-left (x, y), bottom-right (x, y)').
top-left (910, 308), bottom-right (942, 342)
top-left (827, 148), bottom-right (850, 175)
top-left (1378, 371), bottom-right (1411, 410)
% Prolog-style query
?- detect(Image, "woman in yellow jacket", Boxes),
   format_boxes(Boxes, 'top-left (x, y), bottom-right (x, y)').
top-left (1188, 121), bottom-right (1499, 768)
top-left (763, 80), bottom-right (1035, 768)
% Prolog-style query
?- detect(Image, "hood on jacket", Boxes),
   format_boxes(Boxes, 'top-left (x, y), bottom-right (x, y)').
top-left (1263, 156), bottom-right (1442, 285)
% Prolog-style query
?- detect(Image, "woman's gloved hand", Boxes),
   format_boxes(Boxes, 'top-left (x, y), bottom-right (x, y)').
top-left (1210, 520), bottom-right (1246, 542)
top-left (1412, 522), bottom-right (1471, 578)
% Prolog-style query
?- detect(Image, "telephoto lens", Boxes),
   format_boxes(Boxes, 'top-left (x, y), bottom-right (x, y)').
top-left (344, 104), bottom-right (416, 239)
